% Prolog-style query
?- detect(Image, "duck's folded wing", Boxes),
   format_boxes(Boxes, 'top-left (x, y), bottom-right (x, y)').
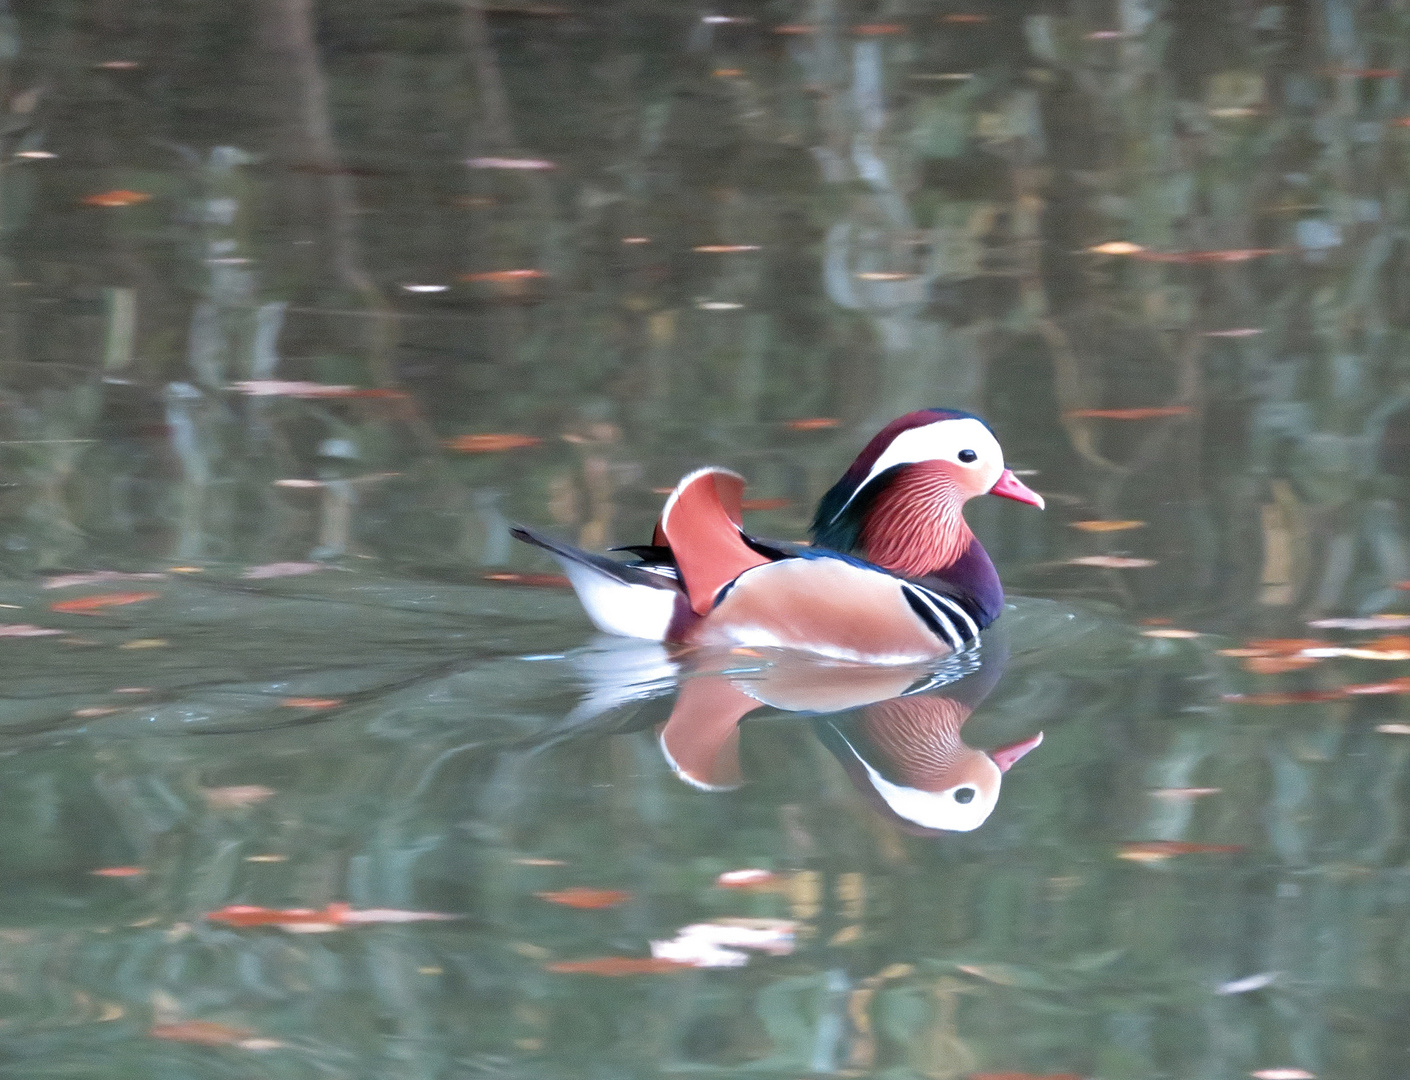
top-left (656, 467), bottom-right (773, 615)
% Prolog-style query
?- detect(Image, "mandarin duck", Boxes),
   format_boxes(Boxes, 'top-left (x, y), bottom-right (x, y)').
top-left (513, 408), bottom-right (1042, 664)
top-left (655, 644), bottom-right (1041, 832)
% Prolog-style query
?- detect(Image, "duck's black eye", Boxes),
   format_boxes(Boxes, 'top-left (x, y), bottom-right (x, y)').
top-left (954, 787), bottom-right (976, 804)
top-left (958, 449), bottom-right (978, 463)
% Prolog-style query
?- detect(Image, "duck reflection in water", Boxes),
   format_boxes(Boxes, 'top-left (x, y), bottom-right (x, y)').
top-left (549, 632), bottom-right (1041, 834)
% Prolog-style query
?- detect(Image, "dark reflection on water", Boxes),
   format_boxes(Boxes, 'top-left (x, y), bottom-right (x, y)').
top-left (0, 0), bottom-right (1408, 1076)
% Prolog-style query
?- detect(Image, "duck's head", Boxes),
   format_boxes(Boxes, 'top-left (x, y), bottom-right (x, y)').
top-left (811, 409), bottom-right (1043, 576)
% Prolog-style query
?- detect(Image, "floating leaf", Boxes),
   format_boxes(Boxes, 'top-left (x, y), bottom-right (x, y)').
top-left (1377, 723), bottom-right (1410, 735)
top-left (784, 417), bottom-right (841, 431)
top-left (1221, 690), bottom-right (1343, 705)
top-left (1141, 628), bottom-right (1200, 639)
top-left (242, 562), bottom-right (323, 579)
top-left (119, 638), bottom-right (167, 649)
top-left (970, 1074), bottom-right (1083, 1080)
top-left (444, 433), bottom-right (542, 452)
top-left (546, 956), bottom-right (690, 975)
top-left (1068, 556), bottom-right (1157, 568)
top-left (1309, 615), bottom-right (1410, 630)
top-left (0, 624), bottom-right (62, 637)
top-left (482, 572), bottom-right (571, 588)
top-left (773, 24), bottom-right (815, 34)
top-left (1217, 971), bottom-right (1277, 995)
top-left (149, 1021), bottom-right (254, 1046)
top-left (232, 380), bottom-right (356, 398)
top-left (1117, 841), bottom-right (1243, 862)
top-left (202, 785), bottom-right (275, 810)
top-left (1203, 327), bottom-right (1264, 337)
top-left (81, 189), bottom-right (151, 207)
top-left (1087, 241), bottom-right (1144, 255)
top-left (207, 903), bottom-right (457, 930)
top-left (1133, 248), bottom-right (1281, 263)
top-left (535, 888), bottom-right (632, 909)
top-left (1241, 656), bottom-right (1320, 675)
top-left (50, 592), bottom-right (159, 614)
top-left (1343, 676), bottom-right (1410, 696)
top-left (73, 706), bottom-right (120, 717)
top-left (1071, 520), bottom-right (1145, 532)
top-left (1250, 1071), bottom-right (1315, 1080)
top-left (693, 244), bottom-right (760, 253)
top-left (279, 697), bottom-right (343, 709)
top-left (465, 156), bottom-right (556, 170)
top-left (853, 23), bottom-right (905, 35)
top-left (459, 269), bottom-right (547, 283)
top-left (940, 12), bottom-right (987, 23)
top-left (712, 69), bottom-right (743, 77)
top-left (1064, 407), bottom-right (1192, 420)
top-left (716, 868), bottom-right (781, 889)
top-left (91, 866), bottom-right (146, 877)
top-left (1151, 787), bottom-right (1221, 799)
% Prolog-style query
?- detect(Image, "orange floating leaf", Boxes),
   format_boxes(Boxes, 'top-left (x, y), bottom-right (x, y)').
top-left (1070, 520), bottom-right (1145, 532)
top-left (1117, 841), bottom-right (1243, 862)
top-left (482, 571), bottom-right (571, 588)
top-left (853, 23), bottom-right (906, 35)
top-left (712, 68), bottom-right (743, 77)
top-left (81, 189), bottom-right (151, 207)
top-left (535, 888), bottom-right (633, 909)
top-left (444, 433), bottom-right (543, 452)
top-left (773, 24), bottom-right (815, 34)
top-left (1064, 406), bottom-right (1192, 420)
top-left (1241, 655), bottom-right (1320, 675)
top-left (1343, 676), bottom-right (1410, 696)
top-left (1221, 690), bottom-right (1344, 705)
top-left (741, 498), bottom-right (790, 511)
top-left (546, 956), bottom-right (691, 975)
top-left (149, 1021), bottom-right (254, 1046)
top-left (1141, 628), bottom-right (1200, 639)
top-left (91, 866), bottom-right (146, 877)
top-left (940, 12), bottom-right (988, 23)
top-left (784, 417), bottom-right (841, 431)
top-left (50, 591), bottom-right (160, 614)
top-left (279, 697), bottom-right (344, 709)
top-left (1132, 248), bottom-right (1281, 264)
top-left (459, 269), bottom-right (547, 283)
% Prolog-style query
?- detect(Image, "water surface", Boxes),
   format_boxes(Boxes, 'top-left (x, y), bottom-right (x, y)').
top-left (0, 2), bottom-right (1407, 1078)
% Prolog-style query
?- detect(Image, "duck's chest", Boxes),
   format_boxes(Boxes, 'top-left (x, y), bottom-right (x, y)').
top-left (685, 558), bottom-right (974, 664)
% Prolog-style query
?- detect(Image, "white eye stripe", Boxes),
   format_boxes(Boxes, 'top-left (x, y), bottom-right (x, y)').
top-left (830, 419), bottom-right (1002, 522)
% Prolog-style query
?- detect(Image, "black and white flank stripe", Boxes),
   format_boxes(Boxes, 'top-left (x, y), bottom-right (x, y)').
top-left (901, 583), bottom-right (981, 652)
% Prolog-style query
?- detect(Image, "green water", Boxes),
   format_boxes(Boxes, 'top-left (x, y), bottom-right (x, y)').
top-left (0, 0), bottom-right (1406, 1077)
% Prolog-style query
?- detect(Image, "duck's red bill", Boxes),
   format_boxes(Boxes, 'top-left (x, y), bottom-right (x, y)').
top-left (989, 731), bottom-right (1044, 772)
top-left (990, 469), bottom-right (1045, 509)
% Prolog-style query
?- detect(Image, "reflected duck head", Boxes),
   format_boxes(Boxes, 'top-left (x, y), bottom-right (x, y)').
top-left (820, 695), bottom-right (1043, 834)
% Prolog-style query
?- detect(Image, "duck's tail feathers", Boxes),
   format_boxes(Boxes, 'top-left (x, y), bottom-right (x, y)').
top-left (654, 467), bottom-right (772, 615)
top-left (511, 526), bottom-right (682, 641)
